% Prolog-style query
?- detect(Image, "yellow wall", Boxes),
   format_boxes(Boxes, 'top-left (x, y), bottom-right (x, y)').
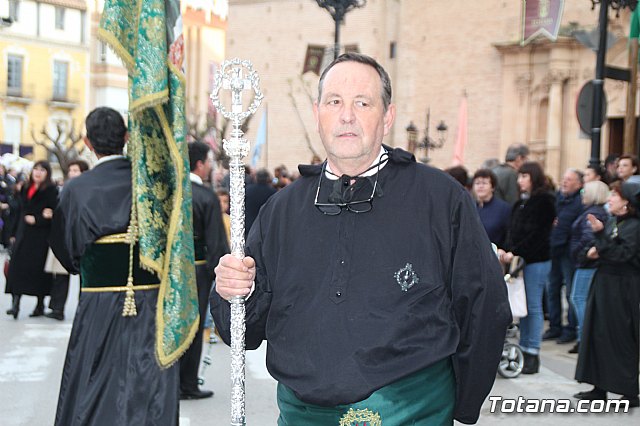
top-left (0, 39), bottom-right (88, 160)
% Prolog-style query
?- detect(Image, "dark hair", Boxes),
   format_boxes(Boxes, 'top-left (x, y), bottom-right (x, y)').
top-left (617, 154), bottom-right (639, 175)
top-left (29, 160), bottom-right (53, 189)
top-left (255, 168), bottom-right (271, 185)
top-left (318, 52), bottom-right (392, 112)
top-left (68, 159), bottom-right (89, 173)
top-left (188, 141), bottom-right (210, 172)
top-left (518, 161), bottom-right (547, 194)
top-left (445, 166), bottom-right (470, 188)
top-left (85, 107), bottom-right (127, 156)
top-left (610, 180), bottom-right (638, 217)
top-left (473, 168), bottom-right (498, 189)
top-left (585, 164), bottom-right (604, 179)
top-left (605, 153), bottom-right (620, 166)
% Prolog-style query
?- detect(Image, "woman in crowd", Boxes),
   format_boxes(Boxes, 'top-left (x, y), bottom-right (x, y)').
top-left (567, 180), bottom-right (609, 355)
top-left (472, 168), bottom-right (511, 247)
top-left (499, 161), bottom-right (556, 374)
top-left (574, 180), bottom-right (640, 407)
top-left (5, 161), bottom-right (58, 319)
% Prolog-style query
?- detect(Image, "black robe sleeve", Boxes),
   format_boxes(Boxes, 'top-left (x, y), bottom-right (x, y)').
top-left (449, 191), bottom-right (512, 424)
top-left (49, 185), bottom-right (76, 274)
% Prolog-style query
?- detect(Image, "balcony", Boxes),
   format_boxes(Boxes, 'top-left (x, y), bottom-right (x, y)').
top-left (0, 85), bottom-right (33, 105)
top-left (47, 88), bottom-right (79, 110)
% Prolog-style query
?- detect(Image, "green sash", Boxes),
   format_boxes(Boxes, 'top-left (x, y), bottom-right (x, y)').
top-left (277, 358), bottom-right (455, 426)
top-left (80, 243), bottom-right (159, 288)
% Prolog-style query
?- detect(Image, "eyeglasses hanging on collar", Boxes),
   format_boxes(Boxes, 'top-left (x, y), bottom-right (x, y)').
top-left (314, 154), bottom-right (387, 215)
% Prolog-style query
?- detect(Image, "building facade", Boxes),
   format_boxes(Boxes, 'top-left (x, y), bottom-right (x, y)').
top-left (0, 0), bottom-right (89, 161)
top-left (227, 0), bottom-right (636, 181)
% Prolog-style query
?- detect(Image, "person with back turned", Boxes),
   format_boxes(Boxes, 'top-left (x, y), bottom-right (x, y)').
top-left (211, 53), bottom-right (511, 425)
top-left (50, 107), bottom-right (179, 425)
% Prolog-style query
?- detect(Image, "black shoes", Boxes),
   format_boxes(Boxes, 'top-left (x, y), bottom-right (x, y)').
top-left (6, 295), bottom-right (20, 319)
top-left (542, 329), bottom-right (561, 340)
top-left (45, 311), bottom-right (64, 321)
top-left (557, 332), bottom-right (577, 344)
top-left (180, 389), bottom-right (214, 400)
top-left (568, 342), bottom-right (580, 354)
top-left (29, 307), bottom-right (45, 318)
top-left (574, 387), bottom-right (607, 400)
top-left (522, 352), bottom-right (540, 374)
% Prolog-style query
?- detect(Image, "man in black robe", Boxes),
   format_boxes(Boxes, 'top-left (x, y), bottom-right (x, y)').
top-left (211, 53), bottom-right (511, 425)
top-left (179, 141), bottom-right (229, 399)
top-left (50, 107), bottom-right (179, 426)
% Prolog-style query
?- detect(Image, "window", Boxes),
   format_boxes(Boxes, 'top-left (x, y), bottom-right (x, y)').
top-left (5, 116), bottom-right (23, 147)
top-left (7, 55), bottom-right (23, 96)
top-left (53, 61), bottom-right (68, 101)
top-left (99, 41), bottom-right (108, 63)
top-left (9, 0), bottom-right (19, 22)
top-left (55, 7), bottom-right (65, 30)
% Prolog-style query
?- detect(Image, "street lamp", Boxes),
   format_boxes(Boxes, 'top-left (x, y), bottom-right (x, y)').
top-left (406, 108), bottom-right (448, 163)
top-left (314, 0), bottom-right (367, 60)
top-left (588, 0), bottom-right (637, 168)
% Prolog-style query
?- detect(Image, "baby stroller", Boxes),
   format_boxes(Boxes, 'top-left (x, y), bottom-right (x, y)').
top-left (497, 257), bottom-right (526, 379)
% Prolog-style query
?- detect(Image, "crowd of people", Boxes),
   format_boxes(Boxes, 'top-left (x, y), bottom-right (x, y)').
top-left (449, 145), bottom-right (640, 407)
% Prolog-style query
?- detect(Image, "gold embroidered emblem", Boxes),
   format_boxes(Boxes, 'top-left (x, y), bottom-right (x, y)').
top-left (339, 408), bottom-right (382, 426)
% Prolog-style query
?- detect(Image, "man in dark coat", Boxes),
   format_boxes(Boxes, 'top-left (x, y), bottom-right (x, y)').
top-left (179, 141), bottom-right (229, 399)
top-left (50, 107), bottom-right (179, 425)
top-left (211, 53), bottom-right (511, 425)
top-left (543, 168), bottom-right (583, 344)
top-left (245, 168), bottom-right (276, 238)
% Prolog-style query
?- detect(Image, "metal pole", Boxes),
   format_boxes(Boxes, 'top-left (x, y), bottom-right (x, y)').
top-left (210, 59), bottom-right (263, 426)
top-left (590, 0), bottom-right (609, 168)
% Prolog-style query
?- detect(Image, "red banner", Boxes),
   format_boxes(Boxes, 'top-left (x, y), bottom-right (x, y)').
top-left (522, 0), bottom-right (565, 45)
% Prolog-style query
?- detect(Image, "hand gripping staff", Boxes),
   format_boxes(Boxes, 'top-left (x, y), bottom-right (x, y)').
top-left (210, 59), bottom-right (263, 426)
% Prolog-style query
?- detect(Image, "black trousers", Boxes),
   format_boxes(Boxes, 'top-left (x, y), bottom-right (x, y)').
top-left (48, 274), bottom-right (70, 312)
top-left (179, 264), bottom-right (213, 392)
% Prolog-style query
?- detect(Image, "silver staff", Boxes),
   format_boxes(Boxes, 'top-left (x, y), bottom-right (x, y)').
top-left (210, 58), bottom-right (263, 426)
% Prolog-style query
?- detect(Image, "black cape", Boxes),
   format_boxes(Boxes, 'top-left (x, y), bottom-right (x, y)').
top-left (575, 215), bottom-right (640, 397)
top-left (211, 147), bottom-right (511, 424)
top-left (50, 158), bottom-right (179, 426)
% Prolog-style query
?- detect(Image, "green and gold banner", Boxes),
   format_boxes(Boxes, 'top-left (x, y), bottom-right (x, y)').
top-left (99, 0), bottom-right (198, 367)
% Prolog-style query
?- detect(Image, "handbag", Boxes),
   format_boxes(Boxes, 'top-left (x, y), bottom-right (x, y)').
top-left (505, 257), bottom-right (527, 319)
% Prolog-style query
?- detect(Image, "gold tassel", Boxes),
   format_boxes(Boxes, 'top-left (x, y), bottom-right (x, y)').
top-left (122, 218), bottom-right (138, 317)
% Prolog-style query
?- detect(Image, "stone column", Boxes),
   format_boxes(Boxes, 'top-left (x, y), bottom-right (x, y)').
top-left (545, 70), bottom-right (568, 181)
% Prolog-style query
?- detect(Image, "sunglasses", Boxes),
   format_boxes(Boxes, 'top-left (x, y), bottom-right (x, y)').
top-left (314, 161), bottom-right (381, 215)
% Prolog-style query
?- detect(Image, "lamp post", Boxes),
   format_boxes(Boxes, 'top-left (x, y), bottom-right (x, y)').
top-left (588, 0), bottom-right (637, 168)
top-left (314, 0), bottom-right (367, 60)
top-left (406, 108), bottom-right (448, 163)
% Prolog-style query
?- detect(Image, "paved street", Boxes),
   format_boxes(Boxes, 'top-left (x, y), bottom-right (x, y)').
top-left (0, 264), bottom-right (637, 425)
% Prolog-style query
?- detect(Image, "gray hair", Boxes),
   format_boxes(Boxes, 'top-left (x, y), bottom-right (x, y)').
top-left (505, 144), bottom-right (530, 162)
top-left (317, 52), bottom-right (392, 112)
top-left (582, 180), bottom-right (609, 206)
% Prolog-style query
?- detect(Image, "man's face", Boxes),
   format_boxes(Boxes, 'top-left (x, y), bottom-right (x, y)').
top-left (314, 61), bottom-right (395, 172)
top-left (68, 165), bottom-right (82, 179)
top-left (513, 154), bottom-right (528, 169)
top-left (616, 158), bottom-right (637, 180)
top-left (561, 170), bottom-right (582, 195)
